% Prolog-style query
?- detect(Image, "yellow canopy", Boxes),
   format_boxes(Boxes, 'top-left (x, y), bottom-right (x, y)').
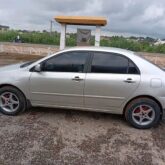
top-left (55, 16), bottom-right (107, 26)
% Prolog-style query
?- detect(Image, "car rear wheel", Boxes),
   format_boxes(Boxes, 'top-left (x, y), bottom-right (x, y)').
top-left (125, 98), bottom-right (161, 129)
top-left (0, 86), bottom-right (26, 115)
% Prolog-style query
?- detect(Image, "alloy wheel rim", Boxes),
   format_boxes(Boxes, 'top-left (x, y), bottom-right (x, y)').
top-left (132, 104), bottom-right (155, 126)
top-left (0, 92), bottom-right (19, 112)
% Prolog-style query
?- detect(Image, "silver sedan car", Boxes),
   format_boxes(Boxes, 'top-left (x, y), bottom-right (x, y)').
top-left (0, 47), bottom-right (164, 129)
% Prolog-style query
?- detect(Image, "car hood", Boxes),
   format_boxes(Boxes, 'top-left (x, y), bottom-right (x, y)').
top-left (0, 63), bottom-right (23, 72)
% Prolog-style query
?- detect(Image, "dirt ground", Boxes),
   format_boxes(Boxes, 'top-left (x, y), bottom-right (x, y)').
top-left (0, 53), bottom-right (165, 165)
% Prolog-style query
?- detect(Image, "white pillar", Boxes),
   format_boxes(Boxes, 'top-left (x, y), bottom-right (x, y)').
top-left (95, 26), bottom-right (101, 46)
top-left (60, 24), bottom-right (66, 50)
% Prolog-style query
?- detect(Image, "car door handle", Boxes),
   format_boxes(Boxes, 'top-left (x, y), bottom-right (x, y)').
top-left (124, 78), bottom-right (136, 83)
top-left (72, 76), bottom-right (84, 81)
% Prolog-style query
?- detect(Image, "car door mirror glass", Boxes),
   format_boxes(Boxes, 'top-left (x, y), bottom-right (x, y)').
top-left (34, 64), bottom-right (41, 72)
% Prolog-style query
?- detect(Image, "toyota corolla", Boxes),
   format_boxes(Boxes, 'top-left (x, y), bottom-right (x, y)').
top-left (0, 47), bottom-right (165, 129)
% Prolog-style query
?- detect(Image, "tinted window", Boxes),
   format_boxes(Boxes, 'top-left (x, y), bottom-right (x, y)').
top-left (128, 60), bottom-right (139, 74)
top-left (91, 52), bottom-right (129, 74)
top-left (43, 52), bottom-right (88, 72)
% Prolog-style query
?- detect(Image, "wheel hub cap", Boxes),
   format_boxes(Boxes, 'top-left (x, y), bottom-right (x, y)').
top-left (0, 92), bottom-right (19, 112)
top-left (132, 104), bottom-right (155, 126)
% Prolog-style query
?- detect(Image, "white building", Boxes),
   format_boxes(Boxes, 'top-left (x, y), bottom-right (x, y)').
top-left (154, 39), bottom-right (165, 45)
top-left (0, 25), bottom-right (9, 32)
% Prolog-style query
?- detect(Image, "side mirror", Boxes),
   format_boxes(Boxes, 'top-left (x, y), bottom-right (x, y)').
top-left (34, 64), bottom-right (41, 72)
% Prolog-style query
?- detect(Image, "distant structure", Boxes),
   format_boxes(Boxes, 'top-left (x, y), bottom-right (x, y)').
top-left (77, 28), bottom-right (91, 46)
top-left (154, 39), bottom-right (165, 45)
top-left (0, 25), bottom-right (9, 31)
top-left (55, 16), bottom-right (107, 50)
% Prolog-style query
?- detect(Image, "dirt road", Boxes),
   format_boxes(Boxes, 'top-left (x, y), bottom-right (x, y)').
top-left (0, 53), bottom-right (165, 165)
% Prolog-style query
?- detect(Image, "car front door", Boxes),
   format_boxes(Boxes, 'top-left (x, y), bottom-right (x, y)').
top-left (84, 52), bottom-right (141, 110)
top-left (29, 51), bottom-right (89, 107)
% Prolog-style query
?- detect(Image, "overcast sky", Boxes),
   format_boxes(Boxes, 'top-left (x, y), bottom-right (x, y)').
top-left (0, 0), bottom-right (165, 38)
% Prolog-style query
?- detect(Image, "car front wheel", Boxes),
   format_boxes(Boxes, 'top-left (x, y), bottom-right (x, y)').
top-left (125, 98), bottom-right (161, 129)
top-left (0, 86), bottom-right (26, 115)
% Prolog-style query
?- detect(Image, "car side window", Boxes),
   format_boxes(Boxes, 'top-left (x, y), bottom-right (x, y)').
top-left (128, 60), bottom-right (139, 74)
top-left (42, 51), bottom-right (89, 72)
top-left (91, 52), bottom-right (139, 74)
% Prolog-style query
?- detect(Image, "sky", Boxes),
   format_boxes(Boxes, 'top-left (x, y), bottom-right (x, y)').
top-left (0, 0), bottom-right (165, 38)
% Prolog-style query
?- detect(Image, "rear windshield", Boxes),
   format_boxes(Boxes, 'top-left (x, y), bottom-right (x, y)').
top-left (134, 53), bottom-right (164, 71)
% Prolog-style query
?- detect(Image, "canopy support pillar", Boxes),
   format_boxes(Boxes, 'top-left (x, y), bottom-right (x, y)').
top-left (60, 24), bottom-right (66, 50)
top-left (95, 26), bottom-right (101, 47)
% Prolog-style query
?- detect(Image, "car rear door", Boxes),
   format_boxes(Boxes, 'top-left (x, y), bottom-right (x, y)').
top-left (30, 51), bottom-right (90, 107)
top-left (84, 51), bottom-right (140, 110)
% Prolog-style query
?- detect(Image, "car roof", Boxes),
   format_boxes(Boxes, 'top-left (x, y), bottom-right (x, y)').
top-left (63, 46), bottom-right (134, 55)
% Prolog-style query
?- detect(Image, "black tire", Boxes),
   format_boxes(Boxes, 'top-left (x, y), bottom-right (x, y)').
top-left (0, 86), bottom-right (26, 115)
top-left (125, 97), bottom-right (161, 129)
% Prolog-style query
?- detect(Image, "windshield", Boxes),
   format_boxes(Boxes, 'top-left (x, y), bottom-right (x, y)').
top-left (20, 60), bottom-right (36, 68)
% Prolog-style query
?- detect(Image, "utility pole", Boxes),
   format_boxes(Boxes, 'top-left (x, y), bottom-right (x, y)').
top-left (50, 20), bottom-right (53, 35)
